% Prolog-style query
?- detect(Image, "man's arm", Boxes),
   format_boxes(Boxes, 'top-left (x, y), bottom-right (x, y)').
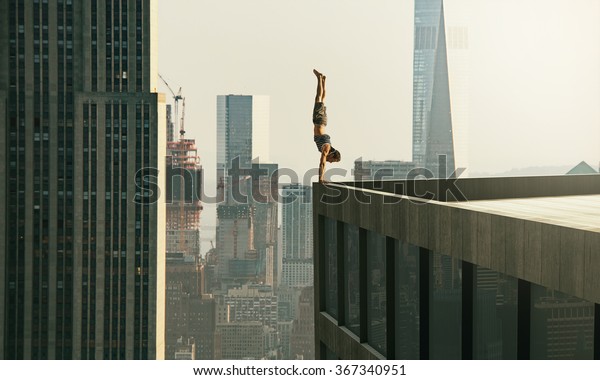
top-left (318, 144), bottom-right (330, 183)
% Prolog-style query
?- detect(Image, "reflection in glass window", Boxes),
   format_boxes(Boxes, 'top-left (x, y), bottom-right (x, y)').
top-left (474, 267), bottom-right (518, 359)
top-left (530, 284), bottom-right (594, 359)
top-left (367, 230), bottom-right (386, 356)
top-left (395, 240), bottom-right (419, 359)
top-left (324, 217), bottom-right (338, 318)
top-left (344, 224), bottom-right (360, 336)
top-left (430, 252), bottom-right (461, 359)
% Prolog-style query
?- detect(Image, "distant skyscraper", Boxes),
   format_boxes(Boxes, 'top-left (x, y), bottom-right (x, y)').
top-left (0, 0), bottom-right (165, 359)
top-left (215, 95), bottom-right (277, 286)
top-left (216, 95), bottom-right (270, 203)
top-left (281, 184), bottom-right (312, 260)
top-left (249, 163), bottom-right (279, 284)
top-left (412, 0), bottom-right (469, 177)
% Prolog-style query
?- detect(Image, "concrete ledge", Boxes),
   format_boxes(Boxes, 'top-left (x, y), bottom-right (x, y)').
top-left (345, 174), bottom-right (600, 201)
top-left (317, 312), bottom-right (384, 360)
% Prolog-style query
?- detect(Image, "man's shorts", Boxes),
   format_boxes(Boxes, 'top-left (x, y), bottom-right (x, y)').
top-left (312, 102), bottom-right (327, 126)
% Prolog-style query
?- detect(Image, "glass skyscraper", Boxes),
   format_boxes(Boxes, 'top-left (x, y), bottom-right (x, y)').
top-left (412, 0), bottom-right (469, 177)
top-left (216, 95), bottom-right (270, 203)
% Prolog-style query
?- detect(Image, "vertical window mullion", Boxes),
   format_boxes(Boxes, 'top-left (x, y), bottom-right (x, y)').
top-left (419, 247), bottom-right (430, 359)
top-left (517, 279), bottom-right (531, 359)
top-left (318, 215), bottom-right (325, 313)
top-left (594, 304), bottom-right (600, 360)
top-left (386, 237), bottom-right (396, 359)
top-left (336, 221), bottom-right (345, 326)
top-left (359, 228), bottom-right (368, 343)
top-left (462, 261), bottom-right (474, 359)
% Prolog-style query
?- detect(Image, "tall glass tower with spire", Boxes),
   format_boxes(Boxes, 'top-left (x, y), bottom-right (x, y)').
top-left (412, 0), bottom-right (469, 177)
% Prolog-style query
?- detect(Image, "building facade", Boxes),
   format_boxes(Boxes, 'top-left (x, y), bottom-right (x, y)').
top-left (223, 284), bottom-right (278, 330)
top-left (250, 163), bottom-right (278, 284)
top-left (282, 184), bottom-right (312, 260)
top-left (216, 322), bottom-right (267, 360)
top-left (185, 295), bottom-right (217, 360)
top-left (290, 286), bottom-right (315, 360)
top-left (214, 284), bottom-right (279, 360)
top-left (165, 253), bottom-right (199, 359)
top-left (314, 175), bottom-right (600, 359)
top-left (282, 258), bottom-right (314, 288)
top-left (215, 204), bottom-right (256, 282)
top-left (0, 0), bottom-right (165, 359)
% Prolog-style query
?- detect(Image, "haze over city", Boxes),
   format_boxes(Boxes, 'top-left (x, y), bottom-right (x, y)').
top-left (158, 0), bottom-right (600, 252)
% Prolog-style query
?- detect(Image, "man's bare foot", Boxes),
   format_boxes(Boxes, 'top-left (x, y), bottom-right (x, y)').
top-left (313, 69), bottom-right (323, 78)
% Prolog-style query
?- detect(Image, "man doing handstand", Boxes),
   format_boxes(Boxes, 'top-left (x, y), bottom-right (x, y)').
top-left (312, 69), bottom-right (341, 183)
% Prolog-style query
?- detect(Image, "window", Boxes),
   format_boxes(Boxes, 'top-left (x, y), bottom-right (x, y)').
top-left (395, 240), bottom-right (419, 359)
top-left (473, 267), bottom-right (518, 359)
top-left (343, 223), bottom-right (360, 336)
top-left (367, 230), bottom-right (386, 356)
top-left (323, 217), bottom-right (337, 318)
top-left (430, 252), bottom-right (462, 359)
top-left (530, 284), bottom-right (594, 359)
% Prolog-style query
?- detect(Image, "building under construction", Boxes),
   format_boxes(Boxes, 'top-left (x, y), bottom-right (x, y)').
top-left (166, 105), bottom-right (203, 257)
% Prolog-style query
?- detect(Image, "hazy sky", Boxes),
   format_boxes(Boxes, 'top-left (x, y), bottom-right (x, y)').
top-left (157, 0), bottom-right (600, 249)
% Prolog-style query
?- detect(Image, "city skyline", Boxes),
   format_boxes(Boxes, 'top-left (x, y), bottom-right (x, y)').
top-left (1, 0), bottom-right (599, 362)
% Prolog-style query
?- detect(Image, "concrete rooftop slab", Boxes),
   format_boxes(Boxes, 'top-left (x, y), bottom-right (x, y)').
top-left (448, 195), bottom-right (600, 233)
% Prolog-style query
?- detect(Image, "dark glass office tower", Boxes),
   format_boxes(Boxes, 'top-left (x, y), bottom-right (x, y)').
top-left (0, 0), bottom-right (166, 359)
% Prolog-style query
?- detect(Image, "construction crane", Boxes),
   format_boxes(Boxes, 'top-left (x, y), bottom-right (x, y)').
top-left (179, 97), bottom-right (186, 137)
top-left (158, 73), bottom-right (184, 137)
